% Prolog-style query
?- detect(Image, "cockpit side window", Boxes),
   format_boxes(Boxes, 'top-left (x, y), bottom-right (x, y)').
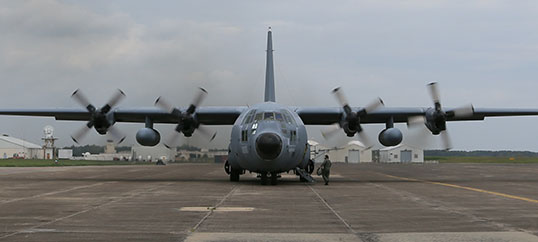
top-left (275, 112), bottom-right (284, 122)
top-left (242, 110), bottom-right (256, 125)
top-left (281, 109), bottom-right (296, 125)
top-left (254, 112), bottom-right (263, 122)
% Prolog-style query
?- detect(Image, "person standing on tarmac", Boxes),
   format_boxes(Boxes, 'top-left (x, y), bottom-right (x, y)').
top-left (320, 155), bottom-right (332, 185)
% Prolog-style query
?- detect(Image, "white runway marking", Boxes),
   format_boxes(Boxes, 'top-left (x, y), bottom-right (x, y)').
top-left (179, 207), bottom-right (255, 212)
top-left (183, 232), bottom-right (538, 242)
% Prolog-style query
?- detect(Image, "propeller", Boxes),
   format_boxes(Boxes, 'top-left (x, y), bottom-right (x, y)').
top-left (407, 82), bottom-right (474, 150)
top-left (154, 87), bottom-right (217, 148)
top-left (322, 87), bottom-right (384, 148)
top-left (70, 89), bottom-right (126, 144)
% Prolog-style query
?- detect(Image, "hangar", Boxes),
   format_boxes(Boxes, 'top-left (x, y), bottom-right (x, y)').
top-left (327, 140), bottom-right (372, 163)
top-left (375, 144), bottom-right (424, 163)
top-left (0, 134), bottom-right (42, 159)
top-left (310, 140), bottom-right (373, 163)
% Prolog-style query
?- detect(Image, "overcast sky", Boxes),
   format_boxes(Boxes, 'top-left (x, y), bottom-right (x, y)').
top-left (1, 0), bottom-right (538, 151)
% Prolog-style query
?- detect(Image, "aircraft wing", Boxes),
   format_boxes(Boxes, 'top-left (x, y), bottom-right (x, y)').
top-left (0, 106), bottom-right (247, 125)
top-left (294, 107), bottom-right (538, 125)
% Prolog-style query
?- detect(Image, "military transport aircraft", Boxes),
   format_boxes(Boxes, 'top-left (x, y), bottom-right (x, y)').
top-left (1, 28), bottom-right (538, 185)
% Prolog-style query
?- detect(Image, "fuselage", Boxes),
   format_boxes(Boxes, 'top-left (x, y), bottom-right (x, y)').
top-left (227, 102), bottom-right (310, 173)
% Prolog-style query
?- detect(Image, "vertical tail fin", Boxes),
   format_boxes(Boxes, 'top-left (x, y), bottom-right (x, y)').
top-left (264, 27), bottom-right (275, 102)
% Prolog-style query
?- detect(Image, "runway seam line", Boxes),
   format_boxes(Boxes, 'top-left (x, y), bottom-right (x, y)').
top-left (381, 173), bottom-right (538, 204)
top-left (0, 182), bottom-right (172, 240)
top-left (0, 182), bottom-right (114, 205)
top-left (190, 185), bottom-right (238, 232)
top-left (308, 185), bottom-right (357, 234)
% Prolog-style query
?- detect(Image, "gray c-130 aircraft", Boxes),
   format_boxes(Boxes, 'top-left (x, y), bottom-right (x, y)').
top-left (2, 28), bottom-right (538, 185)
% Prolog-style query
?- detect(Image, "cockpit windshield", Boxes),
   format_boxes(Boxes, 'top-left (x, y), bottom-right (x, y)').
top-left (264, 112), bottom-right (275, 120)
top-left (246, 111), bottom-right (289, 124)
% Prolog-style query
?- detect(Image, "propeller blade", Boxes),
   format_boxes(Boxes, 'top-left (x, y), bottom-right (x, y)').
top-left (107, 125), bottom-right (126, 144)
top-left (71, 122), bottom-right (93, 144)
top-left (192, 87), bottom-right (208, 108)
top-left (197, 125), bottom-right (217, 142)
top-left (427, 82), bottom-right (441, 108)
top-left (331, 87), bottom-right (349, 107)
top-left (407, 115), bottom-right (426, 128)
top-left (154, 96), bottom-right (175, 113)
top-left (105, 89), bottom-right (126, 109)
top-left (164, 131), bottom-right (181, 149)
top-left (450, 104), bottom-right (474, 118)
top-left (321, 124), bottom-right (341, 140)
top-left (71, 89), bottom-right (95, 112)
top-left (363, 97), bottom-right (384, 113)
top-left (357, 130), bottom-right (373, 149)
top-left (440, 130), bottom-right (452, 150)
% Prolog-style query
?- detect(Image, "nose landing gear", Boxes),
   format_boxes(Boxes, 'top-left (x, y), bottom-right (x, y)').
top-left (260, 172), bottom-right (278, 185)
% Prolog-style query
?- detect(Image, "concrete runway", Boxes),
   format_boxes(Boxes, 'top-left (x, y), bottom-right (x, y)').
top-left (0, 163), bottom-right (537, 241)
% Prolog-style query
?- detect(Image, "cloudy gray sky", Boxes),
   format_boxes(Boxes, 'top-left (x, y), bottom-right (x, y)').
top-left (1, 0), bottom-right (538, 151)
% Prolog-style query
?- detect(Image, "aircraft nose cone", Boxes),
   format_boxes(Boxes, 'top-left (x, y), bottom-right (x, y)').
top-left (256, 132), bottom-right (282, 160)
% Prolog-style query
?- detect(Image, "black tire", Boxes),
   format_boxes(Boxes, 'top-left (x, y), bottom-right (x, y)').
top-left (224, 160), bottom-right (231, 175)
top-left (270, 172), bottom-right (278, 185)
top-left (230, 169), bottom-right (240, 182)
top-left (260, 173), bottom-right (268, 185)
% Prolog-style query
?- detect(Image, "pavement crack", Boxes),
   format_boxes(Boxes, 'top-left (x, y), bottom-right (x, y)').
top-left (190, 185), bottom-right (238, 232)
top-left (0, 182), bottom-right (172, 240)
top-left (0, 182), bottom-right (114, 205)
top-left (369, 182), bottom-right (525, 233)
top-left (308, 185), bottom-right (357, 234)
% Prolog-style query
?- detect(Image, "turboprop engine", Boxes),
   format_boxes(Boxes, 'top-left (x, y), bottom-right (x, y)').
top-left (136, 128), bottom-right (161, 146)
top-left (378, 128), bottom-right (403, 147)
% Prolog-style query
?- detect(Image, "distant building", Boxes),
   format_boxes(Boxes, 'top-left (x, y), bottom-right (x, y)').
top-left (58, 149), bottom-right (73, 159)
top-left (375, 144), bottom-right (424, 163)
top-left (0, 134), bottom-right (42, 159)
top-left (104, 140), bottom-right (116, 154)
top-left (131, 144), bottom-right (176, 162)
top-left (326, 140), bottom-right (372, 163)
top-left (176, 149), bottom-right (228, 162)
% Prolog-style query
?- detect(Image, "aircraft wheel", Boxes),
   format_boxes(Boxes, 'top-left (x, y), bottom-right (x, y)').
top-left (260, 173), bottom-right (268, 185)
top-left (270, 172), bottom-right (278, 185)
top-left (230, 169), bottom-right (240, 182)
top-left (307, 159), bottom-right (315, 174)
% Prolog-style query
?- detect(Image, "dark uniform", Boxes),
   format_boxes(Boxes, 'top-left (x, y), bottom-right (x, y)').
top-left (320, 155), bottom-right (332, 185)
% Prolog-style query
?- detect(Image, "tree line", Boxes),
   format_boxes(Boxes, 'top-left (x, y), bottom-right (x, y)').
top-left (425, 150), bottom-right (538, 157)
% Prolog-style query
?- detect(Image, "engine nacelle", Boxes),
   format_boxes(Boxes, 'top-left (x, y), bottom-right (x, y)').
top-left (136, 128), bottom-right (161, 146)
top-left (378, 128), bottom-right (403, 147)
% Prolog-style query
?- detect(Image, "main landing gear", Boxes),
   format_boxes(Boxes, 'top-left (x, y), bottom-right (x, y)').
top-left (225, 160), bottom-right (242, 182)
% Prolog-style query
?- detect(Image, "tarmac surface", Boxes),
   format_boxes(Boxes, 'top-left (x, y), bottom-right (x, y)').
top-left (0, 162), bottom-right (537, 242)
